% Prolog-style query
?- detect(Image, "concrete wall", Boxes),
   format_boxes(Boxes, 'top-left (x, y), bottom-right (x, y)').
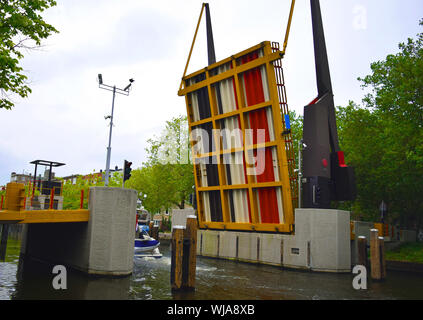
top-left (171, 208), bottom-right (195, 228)
top-left (20, 187), bottom-right (137, 276)
top-left (350, 221), bottom-right (374, 265)
top-left (284, 209), bottom-right (351, 272)
top-left (26, 195), bottom-right (63, 210)
top-left (197, 208), bottom-right (351, 273)
top-left (350, 222), bottom-right (419, 265)
top-left (197, 229), bottom-right (286, 266)
top-left (400, 230), bottom-right (417, 242)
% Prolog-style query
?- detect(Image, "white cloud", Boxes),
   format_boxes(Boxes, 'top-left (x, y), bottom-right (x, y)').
top-left (1, 0), bottom-right (422, 184)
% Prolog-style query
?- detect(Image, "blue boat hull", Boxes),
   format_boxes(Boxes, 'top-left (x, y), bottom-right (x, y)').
top-left (134, 238), bottom-right (160, 253)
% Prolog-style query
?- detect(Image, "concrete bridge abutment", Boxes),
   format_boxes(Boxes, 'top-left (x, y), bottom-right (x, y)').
top-left (20, 187), bottom-right (137, 276)
top-left (197, 208), bottom-right (351, 273)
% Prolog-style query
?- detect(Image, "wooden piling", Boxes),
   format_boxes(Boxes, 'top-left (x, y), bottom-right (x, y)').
top-left (148, 221), bottom-right (154, 236)
top-left (152, 226), bottom-right (159, 240)
top-left (357, 236), bottom-right (368, 268)
top-left (171, 226), bottom-right (185, 291)
top-left (49, 187), bottom-right (55, 209)
top-left (182, 215), bottom-right (197, 290)
top-left (1, 183), bottom-right (25, 260)
top-left (378, 236), bottom-right (386, 280)
top-left (370, 228), bottom-right (382, 280)
top-left (80, 189), bottom-right (84, 209)
top-left (0, 224), bottom-right (9, 261)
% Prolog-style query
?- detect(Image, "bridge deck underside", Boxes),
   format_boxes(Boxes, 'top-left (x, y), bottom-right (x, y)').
top-left (0, 209), bottom-right (90, 224)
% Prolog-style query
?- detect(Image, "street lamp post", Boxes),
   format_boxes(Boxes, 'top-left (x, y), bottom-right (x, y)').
top-left (98, 74), bottom-right (134, 186)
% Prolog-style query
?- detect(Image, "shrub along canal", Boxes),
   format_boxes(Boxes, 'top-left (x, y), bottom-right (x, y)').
top-left (1, 236), bottom-right (423, 300)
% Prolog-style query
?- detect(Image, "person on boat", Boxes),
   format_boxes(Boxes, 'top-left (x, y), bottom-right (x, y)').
top-left (136, 224), bottom-right (145, 239)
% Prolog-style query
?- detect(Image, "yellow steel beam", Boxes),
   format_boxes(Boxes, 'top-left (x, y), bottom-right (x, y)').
top-left (282, 0), bottom-right (296, 55)
top-left (183, 41), bottom-right (294, 233)
top-left (190, 100), bottom-right (273, 127)
top-left (182, 42), bottom-right (270, 82)
top-left (178, 49), bottom-right (283, 96)
top-left (263, 44), bottom-right (294, 226)
top-left (179, 3), bottom-right (206, 92)
top-left (0, 209), bottom-right (90, 224)
top-left (198, 181), bottom-right (284, 192)
top-left (184, 93), bottom-right (205, 225)
top-left (199, 221), bottom-right (291, 233)
top-left (192, 140), bottom-right (278, 160)
top-left (0, 210), bottom-right (25, 223)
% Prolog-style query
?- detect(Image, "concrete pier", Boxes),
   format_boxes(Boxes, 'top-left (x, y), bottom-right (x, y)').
top-left (20, 187), bottom-right (137, 276)
top-left (197, 208), bottom-right (351, 273)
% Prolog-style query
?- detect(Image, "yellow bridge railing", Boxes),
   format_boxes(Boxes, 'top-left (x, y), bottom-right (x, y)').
top-left (0, 182), bottom-right (89, 224)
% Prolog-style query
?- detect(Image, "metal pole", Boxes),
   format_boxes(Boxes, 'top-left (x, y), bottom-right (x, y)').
top-left (104, 86), bottom-right (116, 187)
top-left (48, 163), bottom-right (52, 182)
top-left (32, 163), bottom-right (38, 198)
top-left (298, 139), bottom-right (302, 208)
top-left (122, 160), bottom-right (125, 188)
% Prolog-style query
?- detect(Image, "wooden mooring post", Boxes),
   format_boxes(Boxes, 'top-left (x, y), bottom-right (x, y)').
top-left (171, 215), bottom-right (197, 291)
top-left (0, 224), bottom-right (9, 261)
top-left (357, 235), bottom-right (368, 268)
top-left (1, 183), bottom-right (25, 261)
top-left (152, 226), bottom-right (159, 240)
top-left (148, 221), bottom-right (154, 236)
top-left (378, 236), bottom-right (386, 279)
top-left (370, 228), bottom-right (386, 280)
top-left (171, 225), bottom-right (184, 291)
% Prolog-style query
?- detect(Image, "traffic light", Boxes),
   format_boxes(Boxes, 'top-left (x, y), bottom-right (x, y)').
top-left (124, 160), bottom-right (132, 182)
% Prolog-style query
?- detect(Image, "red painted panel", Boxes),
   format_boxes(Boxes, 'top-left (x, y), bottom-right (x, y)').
top-left (228, 62), bottom-right (251, 222)
top-left (241, 51), bottom-right (279, 224)
top-left (338, 151), bottom-right (347, 167)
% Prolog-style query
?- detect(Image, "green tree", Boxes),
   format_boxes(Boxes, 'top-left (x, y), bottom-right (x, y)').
top-left (359, 19), bottom-right (423, 130)
top-left (335, 20), bottom-right (423, 228)
top-left (61, 171), bottom-right (122, 210)
top-left (288, 110), bottom-right (303, 160)
top-left (336, 102), bottom-right (385, 219)
top-left (0, 0), bottom-right (58, 110)
top-left (126, 115), bottom-right (195, 213)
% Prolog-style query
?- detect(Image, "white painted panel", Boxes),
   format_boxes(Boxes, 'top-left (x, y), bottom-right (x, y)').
top-left (258, 50), bottom-right (270, 103)
top-left (272, 147), bottom-right (279, 182)
top-left (200, 162), bottom-right (208, 187)
top-left (276, 187), bottom-right (284, 224)
top-left (256, 191), bottom-right (262, 223)
top-left (233, 190), bottom-right (243, 222)
top-left (266, 108), bottom-right (276, 142)
top-left (202, 192), bottom-right (211, 222)
top-left (241, 190), bottom-right (250, 223)
top-left (187, 78), bottom-right (201, 122)
top-left (217, 64), bottom-right (237, 114)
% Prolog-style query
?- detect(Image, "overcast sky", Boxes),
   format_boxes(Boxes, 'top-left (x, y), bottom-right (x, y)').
top-left (0, 0), bottom-right (422, 185)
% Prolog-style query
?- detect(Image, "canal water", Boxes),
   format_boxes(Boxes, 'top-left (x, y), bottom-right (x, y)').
top-left (1, 236), bottom-right (423, 300)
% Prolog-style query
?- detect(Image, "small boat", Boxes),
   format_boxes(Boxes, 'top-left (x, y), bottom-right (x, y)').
top-left (134, 229), bottom-right (160, 254)
top-left (134, 247), bottom-right (163, 259)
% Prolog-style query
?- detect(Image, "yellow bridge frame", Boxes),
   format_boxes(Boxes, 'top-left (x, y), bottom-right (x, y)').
top-left (0, 182), bottom-right (89, 224)
top-left (179, 41), bottom-right (295, 233)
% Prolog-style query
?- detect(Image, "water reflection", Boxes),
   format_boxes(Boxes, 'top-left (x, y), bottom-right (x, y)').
top-left (13, 256), bottom-right (131, 300)
top-left (1, 238), bottom-right (423, 300)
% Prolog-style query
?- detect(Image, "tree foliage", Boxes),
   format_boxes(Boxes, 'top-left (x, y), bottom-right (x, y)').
top-left (288, 110), bottom-right (303, 160)
top-left (61, 172), bottom-right (122, 210)
top-left (126, 115), bottom-right (194, 214)
top-left (359, 19), bottom-right (423, 129)
top-left (335, 21), bottom-right (423, 228)
top-left (0, 0), bottom-right (58, 109)
top-left (288, 20), bottom-right (423, 228)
